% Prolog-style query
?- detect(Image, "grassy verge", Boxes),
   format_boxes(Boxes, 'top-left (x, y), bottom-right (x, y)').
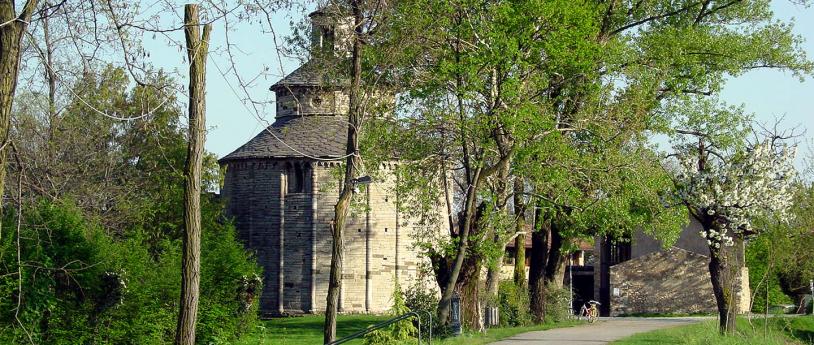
top-left (611, 316), bottom-right (814, 345)
top-left (236, 314), bottom-right (583, 345)
top-left (235, 314), bottom-right (388, 345)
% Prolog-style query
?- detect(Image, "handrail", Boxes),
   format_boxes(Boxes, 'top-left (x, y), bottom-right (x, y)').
top-left (326, 311), bottom-right (431, 345)
top-left (415, 309), bottom-right (433, 342)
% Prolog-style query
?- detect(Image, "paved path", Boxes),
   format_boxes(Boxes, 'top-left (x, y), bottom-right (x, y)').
top-left (490, 317), bottom-right (708, 345)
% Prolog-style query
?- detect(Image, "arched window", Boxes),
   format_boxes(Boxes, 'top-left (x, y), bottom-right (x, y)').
top-left (288, 164), bottom-right (307, 193)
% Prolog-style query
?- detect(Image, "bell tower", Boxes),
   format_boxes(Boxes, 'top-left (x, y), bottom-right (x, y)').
top-left (308, 3), bottom-right (353, 56)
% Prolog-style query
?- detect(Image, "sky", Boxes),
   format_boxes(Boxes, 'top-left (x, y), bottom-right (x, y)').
top-left (142, 1), bottom-right (814, 167)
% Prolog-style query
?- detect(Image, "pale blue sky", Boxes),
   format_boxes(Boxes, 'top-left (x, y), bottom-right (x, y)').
top-left (142, 1), bottom-right (814, 164)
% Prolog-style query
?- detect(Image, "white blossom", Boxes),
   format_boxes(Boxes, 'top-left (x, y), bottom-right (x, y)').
top-left (673, 139), bottom-right (797, 250)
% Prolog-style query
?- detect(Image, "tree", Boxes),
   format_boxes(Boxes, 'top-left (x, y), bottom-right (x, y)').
top-left (175, 4), bottom-right (211, 345)
top-left (669, 109), bottom-right (797, 334)
top-left (323, 0), bottom-right (389, 341)
top-left (0, 0), bottom-right (38, 236)
top-left (514, 0), bottom-right (812, 323)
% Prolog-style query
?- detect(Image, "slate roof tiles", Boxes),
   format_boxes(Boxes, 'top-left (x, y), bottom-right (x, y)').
top-left (219, 115), bottom-right (348, 162)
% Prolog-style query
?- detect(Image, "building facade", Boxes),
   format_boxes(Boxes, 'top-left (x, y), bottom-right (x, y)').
top-left (219, 7), bottom-right (442, 316)
top-left (594, 218), bottom-right (751, 316)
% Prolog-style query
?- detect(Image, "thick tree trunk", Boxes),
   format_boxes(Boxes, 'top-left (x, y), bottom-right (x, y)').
top-left (513, 179), bottom-right (526, 286)
top-left (175, 5), bottom-right (210, 345)
top-left (543, 229), bottom-right (565, 288)
top-left (528, 209), bottom-right (549, 323)
top-left (459, 255), bottom-right (483, 331)
top-left (437, 168), bottom-right (481, 325)
top-left (324, 1), bottom-right (364, 343)
top-left (529, 208), bottom-right (566, 323)
top-left (708, 235), bottom-right (745, 335)
top-left (485, 255), bottom-right (502, 299)
top-left (0, 0), bottom-right (38, 242)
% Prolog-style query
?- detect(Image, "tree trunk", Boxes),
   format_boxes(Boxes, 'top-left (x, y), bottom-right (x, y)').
top-left (708, 234), bottom-right (745, 335)
top-left (324, 1), bottom-right (364, 343)
top-left (513, 179), bottom-right (526, 286)
top-left (485, 254), bottom-right (502, 300)
top-left (543, 229), bottom-right (565, 288)
top-left (0, 0), bottom-right (38, 242)
top-left (175, 5), bottom-right (210, 345)
top-left (459, 255), bottom-right (483, 331)
top-left (529, 207), bottom-right (566, 323)
top-left (437, 168), bottom-right (481, 325)
top-left (528, 208), bottom-right (549, 323)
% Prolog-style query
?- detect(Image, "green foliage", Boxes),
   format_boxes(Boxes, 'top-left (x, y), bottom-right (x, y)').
top-left (12, 65), bottom-right (221, 246)
top-left (403, 280), bottom-right (441, 333)
top-left (745, 235), bottom-right (793, 313)
top-left (542, 285), bottom-right (572, 323)
top-left (774, 184), bottom-right (814, 299)
top-left (497, 281), bottom-right (532, 327)
top-left (0, 200), bottom-right (261, 344)
top-left (363, 281), bottom-right (417, 345)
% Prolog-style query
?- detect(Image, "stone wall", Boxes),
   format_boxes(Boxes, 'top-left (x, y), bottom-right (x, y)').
top-left (275, 87), bottom-right (349, 118)
top-left (221, 159), bottom-right (293, 314)
top-left (222, 159), bottom-right (441, 315)
top-left (609, 247), bottom-right (717, 316)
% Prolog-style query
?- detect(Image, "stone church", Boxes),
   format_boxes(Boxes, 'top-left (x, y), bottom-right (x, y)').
top-left (219, 6), bottom-right (442, 316)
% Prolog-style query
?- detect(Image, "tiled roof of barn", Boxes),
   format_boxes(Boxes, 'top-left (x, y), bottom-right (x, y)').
top-left (219, 115), bottom-right (348, 162)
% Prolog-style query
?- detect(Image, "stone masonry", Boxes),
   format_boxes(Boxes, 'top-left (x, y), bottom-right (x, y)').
top-left (219, 5), bottom-right (442, 316)
top-left (609, 247), bottom-right (717, 315)
top-left (601, 217), bottom-right (751, 316)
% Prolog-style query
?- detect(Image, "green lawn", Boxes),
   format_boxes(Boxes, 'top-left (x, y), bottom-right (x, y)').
top-left (611, 316), bottom-right (814, 345)
top-left (236, 314), bottom-right (583, 345)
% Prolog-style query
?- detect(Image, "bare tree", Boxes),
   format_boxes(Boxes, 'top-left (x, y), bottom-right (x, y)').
top-left (175, 4), bottom-right (211, 345)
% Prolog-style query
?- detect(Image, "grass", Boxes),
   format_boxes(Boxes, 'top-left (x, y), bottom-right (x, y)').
top-left (235, 314), bottom-right (389, 345)
top-left (611, 316), bottom-right (814, 345)
top-left (236, 314), bottom-right (583, 345)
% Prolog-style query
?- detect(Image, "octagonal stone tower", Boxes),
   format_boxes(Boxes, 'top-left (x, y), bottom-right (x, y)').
top-left (219, 6), bottom-right (443, 316)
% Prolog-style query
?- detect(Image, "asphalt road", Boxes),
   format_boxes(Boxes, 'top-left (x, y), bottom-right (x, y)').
top-left (489, 317), bottom-right (707, 345)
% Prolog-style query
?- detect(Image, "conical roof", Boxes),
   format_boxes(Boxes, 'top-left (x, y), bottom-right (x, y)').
top-left (219, 115), bottom-right (348, 162)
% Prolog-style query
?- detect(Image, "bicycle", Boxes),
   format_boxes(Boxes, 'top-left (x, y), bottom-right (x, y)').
top-left (579, 300), bottom-right (600, 323)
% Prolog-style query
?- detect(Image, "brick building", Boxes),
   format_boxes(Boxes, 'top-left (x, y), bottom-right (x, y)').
top-left (219, 6), bottom-right (443, 316)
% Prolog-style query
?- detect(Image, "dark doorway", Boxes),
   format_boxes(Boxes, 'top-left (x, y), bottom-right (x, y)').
top-left (567, 266), bottom-right (594, 314)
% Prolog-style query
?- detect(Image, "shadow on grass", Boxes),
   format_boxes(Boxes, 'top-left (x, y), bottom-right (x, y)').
top-left (259, 314), bottom-right (390, 344)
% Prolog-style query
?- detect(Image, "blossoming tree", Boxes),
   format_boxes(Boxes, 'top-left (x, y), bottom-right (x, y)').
top-left (670, 112), bottom-right (797, 334)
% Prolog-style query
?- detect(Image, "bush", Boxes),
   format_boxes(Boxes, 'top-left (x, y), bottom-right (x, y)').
top-left (403, 280), bottom-right (439, 330)
top-left (0, 200), bottom-right (261, 344)
top-left (543, 285), bottom-right (571, 323)
top-left (364, 281), bottom-right (417, 345)
top-left (497, 281), bottom-right (532, 327)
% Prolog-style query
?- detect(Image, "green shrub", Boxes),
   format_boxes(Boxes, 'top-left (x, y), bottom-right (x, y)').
top-left (364, 281), bottom-right (417, 345)
top-left (746, 236), bottom-right (793, 312)
top-left (497, 281), bottom-right (532, 327)
top-left (543, 285), bottom-right (571, 323)
top-left (0, 200), bottom-right (261, 344)
top-left (403, 279), bottom-right (441, 333)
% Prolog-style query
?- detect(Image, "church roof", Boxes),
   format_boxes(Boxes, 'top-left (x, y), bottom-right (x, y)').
top-left (219, 115), bottom-right (348, 162)
top-left (270, 61), bottom-right (348, 91)
top-left (270, 62), bottom-right (322, 90)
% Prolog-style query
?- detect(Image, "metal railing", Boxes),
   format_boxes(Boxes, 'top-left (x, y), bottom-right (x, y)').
top-left (326, 310), bottom-right (433, 345)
